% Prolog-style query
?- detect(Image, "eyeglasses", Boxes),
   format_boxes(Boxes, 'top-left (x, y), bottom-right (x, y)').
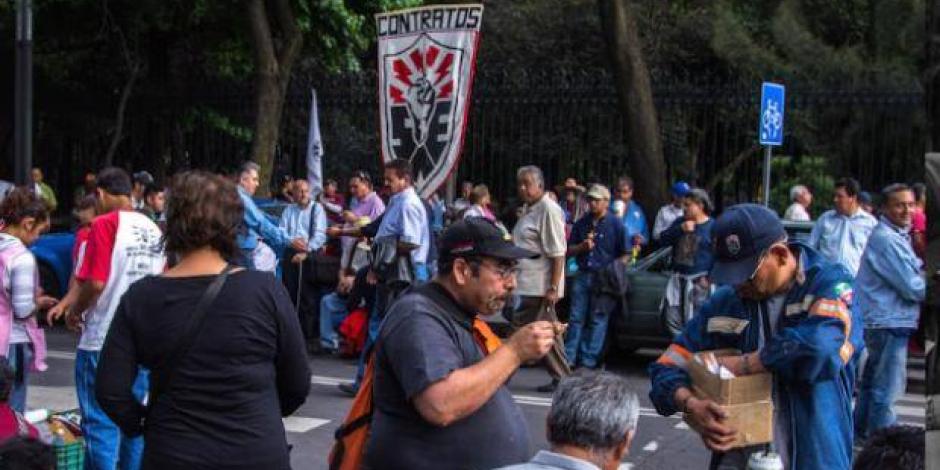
top-left (467, 259), bottom-right (520, 280)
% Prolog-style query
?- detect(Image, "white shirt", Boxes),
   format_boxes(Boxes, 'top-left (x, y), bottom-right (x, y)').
top-left (784, 203), bottom-right (811, 221)
top-left (512, 194), bottom-right (567, 298)
top-left (653, 204), bottom-right (684, 241)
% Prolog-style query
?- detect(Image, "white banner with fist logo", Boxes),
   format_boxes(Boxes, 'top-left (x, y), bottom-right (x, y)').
top-left (376, 4), bottom-right (483, 198)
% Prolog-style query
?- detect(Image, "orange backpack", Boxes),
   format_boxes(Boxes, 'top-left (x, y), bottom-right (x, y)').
top-left (328, 318), bottom-right (501, 470)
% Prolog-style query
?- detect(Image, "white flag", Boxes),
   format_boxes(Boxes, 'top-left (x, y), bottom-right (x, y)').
top-left (306, 89), bottom-right (324, 196)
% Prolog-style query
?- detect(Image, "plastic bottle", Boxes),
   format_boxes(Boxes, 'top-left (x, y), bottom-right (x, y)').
top-left (630, 240), bottom-right (641, 265)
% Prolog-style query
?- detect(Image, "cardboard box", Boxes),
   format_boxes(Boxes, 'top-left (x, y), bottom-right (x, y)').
top-left (682, 349), bottom-right (774, 448)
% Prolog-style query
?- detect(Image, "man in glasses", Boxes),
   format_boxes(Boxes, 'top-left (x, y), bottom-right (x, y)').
top-left (649, 204), bottom-right (863, 470)
top-left (365, 217), bottom-right (558, 469)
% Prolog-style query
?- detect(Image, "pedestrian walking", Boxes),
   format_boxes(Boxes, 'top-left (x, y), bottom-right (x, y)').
top-left (511, 165), bottom-right (570, 392)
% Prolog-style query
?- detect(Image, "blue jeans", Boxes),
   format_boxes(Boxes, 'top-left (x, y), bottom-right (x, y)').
top-left (75, 349), bottom-right (148, 470)
top-left (351, 264), bottom-right (430, 388)
top-left (853, 328), bottom-right (911, 441)
top-left (319, 292), bottom-right (350, 351)
top-left (7, 343), bottom-right (32, 413)
top-left (564, 272), bottom-right (609, 369)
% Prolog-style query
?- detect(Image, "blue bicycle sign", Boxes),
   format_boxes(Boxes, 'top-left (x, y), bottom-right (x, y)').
top-left (759, 82), bottom-right (785, 146)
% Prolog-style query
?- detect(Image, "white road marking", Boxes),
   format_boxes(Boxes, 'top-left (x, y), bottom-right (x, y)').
top-left (283, 417), bottom-right (330, 433)
top-left (675, 421), bottom-right (689, 430)
top-left (642, 441), bottom-right (659, 452)
top-left (618, 464), bottom-right (634, 470)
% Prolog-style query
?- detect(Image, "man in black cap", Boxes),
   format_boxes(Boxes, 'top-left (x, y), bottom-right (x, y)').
top-left (649, 204), bottom-right (864, 470)
top-left (365, 217), bottom-right (560, 470)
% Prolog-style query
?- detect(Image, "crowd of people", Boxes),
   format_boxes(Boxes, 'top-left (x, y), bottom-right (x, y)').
top-left (0, 159), bottom-right (928, 470)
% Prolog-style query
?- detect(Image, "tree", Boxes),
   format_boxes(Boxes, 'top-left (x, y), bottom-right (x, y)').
top-left (598, 0), bottom-right (670, 215)
top-left (245, 0), bottom-right (304, 194)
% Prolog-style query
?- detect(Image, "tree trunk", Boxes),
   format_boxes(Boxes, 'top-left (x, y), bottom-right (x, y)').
top-left (598, 0), bottom-right (669, 219)
top-left (246, 0), bottom-right (303, 196)
top-left (104, 62), bottom-right (142, 167)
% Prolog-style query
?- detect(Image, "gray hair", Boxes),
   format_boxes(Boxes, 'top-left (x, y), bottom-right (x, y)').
top-left (685, 188), bottom-right (714, 214)
top-left (548, 371), bottom-right (639, 453)
top-left (239, 161), bottom-right (260, 177)
top-left (789, 185), bottom-right (808, 202)
top-left (516, 165), bottom-right (544, 189)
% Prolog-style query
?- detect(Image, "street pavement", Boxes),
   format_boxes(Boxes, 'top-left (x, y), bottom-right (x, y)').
top-left (29, 328), bottom-right (927, 469)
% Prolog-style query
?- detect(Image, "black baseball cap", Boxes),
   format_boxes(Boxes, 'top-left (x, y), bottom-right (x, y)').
top-left (710, 204), bottom-right (787, 286)
top-left (439, 217), bottom-right (538, 261)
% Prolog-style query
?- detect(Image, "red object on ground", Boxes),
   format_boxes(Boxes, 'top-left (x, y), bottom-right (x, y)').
top-left (338, 308), bottom-right (369, 358)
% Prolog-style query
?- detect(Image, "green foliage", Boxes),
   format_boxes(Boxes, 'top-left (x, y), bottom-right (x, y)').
top-left (769, 155), bottom-right (835, 217)
top-left (182, 107), bottom-right (254, 143)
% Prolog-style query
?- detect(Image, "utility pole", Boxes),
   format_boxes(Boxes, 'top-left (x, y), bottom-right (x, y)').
top-left (14, 0), bottom-right (34, 185)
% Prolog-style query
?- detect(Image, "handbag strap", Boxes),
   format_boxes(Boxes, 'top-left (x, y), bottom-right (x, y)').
top-left (150, 264), bottom-right (236, 409)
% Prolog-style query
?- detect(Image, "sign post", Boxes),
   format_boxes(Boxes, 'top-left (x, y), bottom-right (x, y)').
top-left (758, 82), bottom-right (785, 206)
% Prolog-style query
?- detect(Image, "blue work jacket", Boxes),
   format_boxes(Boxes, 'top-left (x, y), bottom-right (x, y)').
top-left (649, 243), bottom-right (864, 470)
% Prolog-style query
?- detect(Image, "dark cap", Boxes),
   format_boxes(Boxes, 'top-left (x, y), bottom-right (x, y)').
top-left (133, 171), bottom-right (154, 186)
top-left (439, 217), bottom-right (538, 261)
top-left (710, 204), bottom-right (787, 286)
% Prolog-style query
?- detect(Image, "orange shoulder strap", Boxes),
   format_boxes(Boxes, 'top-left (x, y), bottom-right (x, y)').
top-left (472, 318), bottom-right (502, 354)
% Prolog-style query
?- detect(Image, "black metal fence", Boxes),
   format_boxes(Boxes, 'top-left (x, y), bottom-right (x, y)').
top-left (39, 69), bottom-right (926, 212)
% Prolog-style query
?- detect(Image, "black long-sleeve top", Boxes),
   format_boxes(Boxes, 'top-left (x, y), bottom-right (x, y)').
top-left (96, 270), bottom-right (311, 470)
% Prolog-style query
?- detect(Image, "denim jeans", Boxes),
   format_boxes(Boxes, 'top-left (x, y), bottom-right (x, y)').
top-left (319, 292), bottom-right (350, 351)
top-left (564, 272), bottom-right (610, 369)
top-left (76, 349), bottom-right (148, 470)
top-left (350, 263), bottom-right (430, 389)
top-left (7, 343), bottom-right (32, 413)
top-left (853, 328), bottom-right (912, 441)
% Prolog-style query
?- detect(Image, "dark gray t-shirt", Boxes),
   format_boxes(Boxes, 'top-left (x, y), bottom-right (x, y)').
top-left (364, 282), bottom-right (532, 470)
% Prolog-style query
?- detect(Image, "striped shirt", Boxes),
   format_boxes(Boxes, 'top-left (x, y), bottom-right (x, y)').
top-left (0, 234), bottom-right (36, 344)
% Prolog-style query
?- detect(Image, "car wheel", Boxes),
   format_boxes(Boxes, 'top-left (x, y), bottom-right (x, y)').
top-left (38, 262), bottom-right (60, 299)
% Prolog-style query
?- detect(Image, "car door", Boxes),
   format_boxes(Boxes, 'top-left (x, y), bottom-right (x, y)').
top-left (612, 247), bottom-right (671, 350)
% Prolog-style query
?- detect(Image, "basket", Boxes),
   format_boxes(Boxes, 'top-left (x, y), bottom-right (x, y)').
top-left (53, 438), bottom-right (84, 470)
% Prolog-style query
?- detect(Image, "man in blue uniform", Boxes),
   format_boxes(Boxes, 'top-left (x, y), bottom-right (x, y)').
top-left (649, 204), bottom-right (864, 470)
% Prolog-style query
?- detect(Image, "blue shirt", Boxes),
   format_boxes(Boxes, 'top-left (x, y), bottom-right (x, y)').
top-left (659, 218), bottom-right (715, 275)
top-left (237, 187), bottom-right (291, 253)
top-left (854, 217), bottom-right (925, 329)
top-left (809, 208), bottom-right (878, 276)
top-left (569, 213), bottom-right (628, 272)
top-left (277, 201), bottom-right (328, 253)
top-left (611, 200), bottom-right (649, 246)
top-left (376, 186), bottom-right (430, 265)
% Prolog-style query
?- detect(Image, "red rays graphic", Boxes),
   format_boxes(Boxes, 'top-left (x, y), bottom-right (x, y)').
top-left (389, 44), bottom-right (456, 104)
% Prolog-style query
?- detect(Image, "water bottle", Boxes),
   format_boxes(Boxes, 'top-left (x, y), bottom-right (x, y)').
top-left (630, 240), bottom-right (641, 265)
top-left (746, 450), bottom-right (784, 470)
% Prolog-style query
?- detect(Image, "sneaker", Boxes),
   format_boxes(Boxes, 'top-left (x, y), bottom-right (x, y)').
top-left (338, 383), bottom-right (359, 397)
top-left (536, 379), bottom-right (559, 393)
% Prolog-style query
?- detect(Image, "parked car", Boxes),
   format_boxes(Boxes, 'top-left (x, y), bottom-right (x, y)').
top-left (31, 232), bottom-right (75, 299)
top-left (609, 219), bottom-right (814, 353)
